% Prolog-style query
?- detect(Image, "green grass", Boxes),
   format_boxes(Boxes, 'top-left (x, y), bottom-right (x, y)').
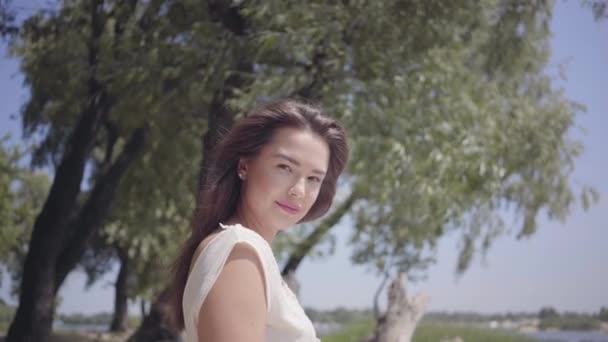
top-left (321, 317), bottom-right (375, 342)
top-left (0, 325), bottom-right (133, 342)
top-left (0, 331), bottom-right (128, 342)
top-left (321, 320), bottom-right (540, 342)
top-left (413, 323), bottom-right (539, 342)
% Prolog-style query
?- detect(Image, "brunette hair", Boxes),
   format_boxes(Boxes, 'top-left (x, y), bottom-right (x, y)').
top-left (168, 98), bottom-right (349, 330)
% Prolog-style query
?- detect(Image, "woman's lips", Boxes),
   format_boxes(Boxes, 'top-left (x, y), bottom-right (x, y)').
top-left (276, 201), bottom-right (301, 214)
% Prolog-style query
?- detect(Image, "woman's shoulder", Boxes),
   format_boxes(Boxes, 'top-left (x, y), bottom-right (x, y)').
top-left (190, 223), bottom-right (276, 274)
top-left (184, 223), bottom-right (279, 319)
top-left (218, 223), bottom-right (272, 250)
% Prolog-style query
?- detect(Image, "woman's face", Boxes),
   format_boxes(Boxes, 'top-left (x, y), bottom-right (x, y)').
top-left (238, 127), bottom-right (330, 232)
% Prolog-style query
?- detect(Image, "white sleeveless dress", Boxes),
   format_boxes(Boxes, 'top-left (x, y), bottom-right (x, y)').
top-left (182, 222), bottom-right (320, 342)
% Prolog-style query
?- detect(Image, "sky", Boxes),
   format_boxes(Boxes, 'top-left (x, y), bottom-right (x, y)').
top-left (1, 1), bottom-right (607, 316)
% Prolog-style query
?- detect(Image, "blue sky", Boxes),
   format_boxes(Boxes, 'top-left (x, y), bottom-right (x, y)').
top-left (1, 1), bottom-right (607, 315)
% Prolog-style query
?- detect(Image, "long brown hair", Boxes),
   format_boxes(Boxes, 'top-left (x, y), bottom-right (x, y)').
top-left (168, 98), bottom-right (349, 330)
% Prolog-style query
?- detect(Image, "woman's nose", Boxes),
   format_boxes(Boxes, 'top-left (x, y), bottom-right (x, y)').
top-left (288, 178), bottom-right (306, 198)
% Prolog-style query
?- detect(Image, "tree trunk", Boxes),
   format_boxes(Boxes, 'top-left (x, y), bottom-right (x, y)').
top-left (140, 298), bottom-right (148, 317)
top-left (364, 273), bottom-right (430, 342)
top-left (197, 81), bottom-right (240, 189)
top-left (5, 126), bottom-right (146, 342)
top-left (127, 2), bottom-right (333, 336)
top-left (110, 245), bottom-right (130, 332)
top-left (127, 28), bottom-right (252, 339)
top-left (126, 0), bottom-right (334, 335)
top-left (6, 3), bottom-right (108, 340)
top-left (4, 238), bottom-right (58, 342)
top-left (54, 126), bottom-right (149, 290)
top-left (278, 194), bottom-right (356, 300)
top-left (127, 86), bottom-right (242, 342)
top-left (127, 289), bottom-right (179, 342)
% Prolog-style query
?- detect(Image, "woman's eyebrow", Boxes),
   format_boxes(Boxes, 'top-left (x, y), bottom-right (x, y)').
top-left (273, 153), bottom-right (326, 175)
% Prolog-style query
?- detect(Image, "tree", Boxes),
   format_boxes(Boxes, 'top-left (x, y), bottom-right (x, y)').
top-left (6, 0), bottom-right (225, 338)
top-left (0, 0), bottom-right (17, 37)
top-left (130, 0), bottom-right (596, 340)
top-left (598, 307), bottom-right (608, 322)
top-left (585, 0), bottom-right (608, 20)
top-left (77, 106), bottom-right (200, 332)
top-left (539, 306), bottom-right (560, 320)
top-left (5, 2), bottom-right (151, 340)
top-left (6, 0), bottom-right (596, 341)
top-left (0, 137), bottom-right (50, 296)
top-left (365, 273), bottom-right (429, 342)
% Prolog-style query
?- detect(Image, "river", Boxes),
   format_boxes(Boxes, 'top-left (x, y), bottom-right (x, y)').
top-left (527, 330), bottom-right (608, 342)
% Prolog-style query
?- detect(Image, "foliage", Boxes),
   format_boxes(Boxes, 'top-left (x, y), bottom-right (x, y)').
top-left (584, 0), bottom-right (608, 20)
top-left (342, 0), bottom-right (598, 277)
top-left (9, 0), bottom-right (207, 301)
top-left (538, 306), bottom-right (559, 320)
top-left (0, 0), bottom-right (17, 37)
top-left (599, 306), bottom-right (608, 322)
top-left (537, 309), bottom-right (606, 331)
top-left (0, 136), bottom-right (50, 294)
top-left (539, 315), bottom-right (602, 331)
top-left (5, 0), bottom-right (598, 317)
top-left (0, 298), bottom-right (15, 329)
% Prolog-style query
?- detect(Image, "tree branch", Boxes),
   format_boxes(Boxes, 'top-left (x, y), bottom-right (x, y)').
top-left (373, 259), bottom-right (393, 320)
top-left (54, 125), bottom-right (149, 292)
top-left (281, 193), bottom-right (357, 276)
top-left (207, 0), bottom-right (248, 36)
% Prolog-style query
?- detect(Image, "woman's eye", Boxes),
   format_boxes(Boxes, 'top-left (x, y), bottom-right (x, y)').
top-left (278, 164), bottom-right (291, 172)
top-left (308, 176), bottom-right (321, 183)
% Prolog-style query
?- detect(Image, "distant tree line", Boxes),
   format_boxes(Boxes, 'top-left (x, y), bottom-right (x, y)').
top-left (538, 306), bottom-right (608, 331)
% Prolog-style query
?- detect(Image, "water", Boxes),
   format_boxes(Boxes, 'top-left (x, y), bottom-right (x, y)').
top-left (52, 320), bottom-right (109, 333)
top-left (528, 330), bottom-right (608, 342)
top-left (313, 321), bottom-right (342, 335)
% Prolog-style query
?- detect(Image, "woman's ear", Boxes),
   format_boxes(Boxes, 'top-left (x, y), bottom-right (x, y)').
top-left (237, 158), bottom-right (249, 180)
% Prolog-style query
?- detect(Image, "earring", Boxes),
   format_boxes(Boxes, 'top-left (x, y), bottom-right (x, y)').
top-left (238, 171), bottom-right (246, 179)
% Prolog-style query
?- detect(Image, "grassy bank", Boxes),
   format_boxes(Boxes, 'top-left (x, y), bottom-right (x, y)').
top-left (413, 323), bottom-right (539, 342)
top-left (321, 317), bottom-right (375, 342)
top-left (322, 319), bottom-right (541, 342)
top-left (0, 330), bottom-right (132, 342)
top-left (3, 322), bottom-right (544, 342)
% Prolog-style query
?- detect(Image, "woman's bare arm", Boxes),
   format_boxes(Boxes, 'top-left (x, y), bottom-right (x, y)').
top-left (197, 242), bottom-right (268, 342)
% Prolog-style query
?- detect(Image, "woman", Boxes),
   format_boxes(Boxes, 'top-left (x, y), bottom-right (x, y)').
top-left (168, 98), bottom-right (349, 342)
